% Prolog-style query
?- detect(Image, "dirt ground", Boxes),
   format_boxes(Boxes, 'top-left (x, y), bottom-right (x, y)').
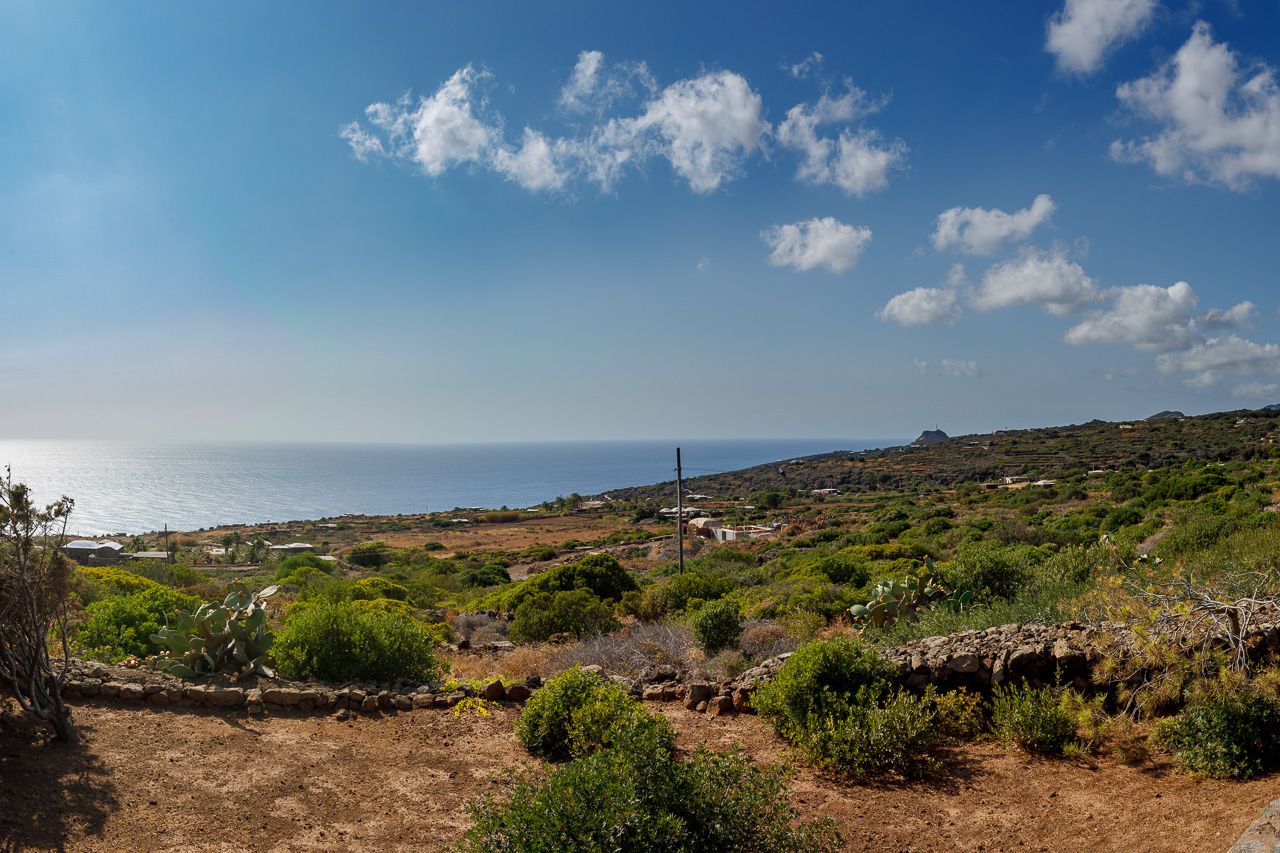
top-left (0, 698), bottom-right (1271, 853)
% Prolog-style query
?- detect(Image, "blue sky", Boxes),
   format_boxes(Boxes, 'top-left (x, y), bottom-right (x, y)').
top-left (3, 0), bottom-right (1280, 444)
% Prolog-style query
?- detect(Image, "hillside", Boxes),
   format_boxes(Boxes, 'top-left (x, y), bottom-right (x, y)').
top-left (596, 408), bottom-right (1280, 502)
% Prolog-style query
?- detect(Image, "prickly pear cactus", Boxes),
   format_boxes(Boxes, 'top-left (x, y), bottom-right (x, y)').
top-left (849, 559), bottom-right (972, 630)
top-left (151, 581), bottom-right (279, 679)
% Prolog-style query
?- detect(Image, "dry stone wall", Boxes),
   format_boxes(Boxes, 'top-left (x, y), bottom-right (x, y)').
top-left (59, 617), bottom-right (1270, 721)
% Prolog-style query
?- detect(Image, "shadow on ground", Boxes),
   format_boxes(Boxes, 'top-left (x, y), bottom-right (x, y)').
top-left (0, 713), bottom-right (119, 853)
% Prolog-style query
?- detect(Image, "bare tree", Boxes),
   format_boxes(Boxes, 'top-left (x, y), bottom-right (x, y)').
top-left (0, 469), bottom-right (80, 743)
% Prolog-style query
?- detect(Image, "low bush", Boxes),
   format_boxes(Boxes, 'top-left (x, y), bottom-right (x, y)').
top-left (795, 688), bottom-right (938, 778)
top-left (514, 667), bottom-right (666, 760)
top-left (691, 597), bottom-right (743, 654)
top-left (753, 637), bottom-right (896, 741)
top-left (273, 599), bottom-right (446, 683)
top-left (1158, 687), bottom-right (1280, 778)
top-left (508, 589), bottom-right (620, 644)
top-left (459, 715), bottom-right (842, 853)
top-left (74, 586), bottom-right (202, 662)
top-left (932, 687), bottom-right (985, 740)
top-left (272, 552), bottom-right (334, 581)
top-left (457, 563), bottom-right (511, 588)
top-left (989, 683), bottom-right (1075, 754)
top-left (637, 571), bottom-right (733, 619)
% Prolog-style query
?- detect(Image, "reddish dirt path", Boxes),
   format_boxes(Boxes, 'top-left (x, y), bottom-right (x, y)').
top-left (0, 700), bottom-right (1272, 852)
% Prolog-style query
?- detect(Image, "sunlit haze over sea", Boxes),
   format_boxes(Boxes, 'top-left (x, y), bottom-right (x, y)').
top-left (0, 439), bottom-right (901, 536)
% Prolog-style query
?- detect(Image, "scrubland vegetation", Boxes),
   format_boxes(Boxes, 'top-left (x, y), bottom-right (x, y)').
top-left (9, 410), bottom-right (1280, 847)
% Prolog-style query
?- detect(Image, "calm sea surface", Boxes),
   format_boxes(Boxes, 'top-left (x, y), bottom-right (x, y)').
top-left (0, 438), bottom-right (901, 536)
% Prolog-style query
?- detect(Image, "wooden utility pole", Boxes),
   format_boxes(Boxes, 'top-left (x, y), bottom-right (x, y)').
top-left (676, 447), bottom-right (684, 575)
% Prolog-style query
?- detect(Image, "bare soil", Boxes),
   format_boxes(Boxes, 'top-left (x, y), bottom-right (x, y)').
top-left (0, 699), bottom-right (1270, 853)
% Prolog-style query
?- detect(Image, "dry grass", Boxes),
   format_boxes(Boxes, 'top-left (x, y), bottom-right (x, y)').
top-left (442, 644), bottom-right (560, 681)
top-left (552, 621), bottom-right (702, 678)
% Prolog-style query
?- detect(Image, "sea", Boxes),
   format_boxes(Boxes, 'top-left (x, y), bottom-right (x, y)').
top-left (0, 438), bottom-right (902, 537)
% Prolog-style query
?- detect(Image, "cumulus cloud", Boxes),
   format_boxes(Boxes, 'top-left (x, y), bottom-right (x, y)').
top-left (932, 194), bottom-right (1057, 256)
top-left (344, 52), bottom-right (909, 198)
top-left (914, 358), bottom-right (929, 375)
top-left (347, 67), bottom-right (498, 178)
top-left (1111, 22), bottom-right (1280, 189)
top-left (776, 85), bottom-right (906, 196)
top-left (1198, 301), bottom-right (1256, 329)
top-left (491, 129), bottom-right (570, 191)
top-left (1064, 281), bottom-right (1200, 351)
top-left (974, 248), bottom-right (1100, 316)
top-left (942, 359), bottom-right (982, 377)
top-left (1155, 334), bottom-right (1280, 388)
top-left (762, 217), bottom-right (872, 273)
top-left (1046, 0), bottom-right (1157, 75)
top-left (878, 287), bottom-right (961, 326)
top-left (629, 71), bottom-right (768, 193)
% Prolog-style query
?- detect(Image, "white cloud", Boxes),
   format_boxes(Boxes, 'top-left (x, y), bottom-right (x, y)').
top-left (1111, 21), bottom-right (1280, 189)
top-left (491, 129), bottom-right (570, 191)
top-left (344, 54), bottom-right (908, 198)
top-left (1064, 281), bottom-right (1200, 351)
top-left (559, 50), bottom-right (606, 112)
top-left (914, 358), bottom-right (929, 375)
top-left (762, 217), bottom-right (872, 273)
top-left (1233, 381), bottom-right (1279, 399)
top-left (696, 257), bottom-right (711, 272)
top-left (350, 67), bottom-right (498, 178)
top-left (558, 50), bottom-right (654, 114)
top-left (831, 131), bottom-right (908, 196)
top-left (407, 67), bottom-right (496, 176)
top-left (628, 71), bottom-right (768, 193)
top-left (1155, 335), bottom-right (1280, 385)
top-left (1046, 0), bottom-right (1157, 75)
top-left (974, 248), bottom-right (1100, 316)
top-left (941, 359), bottom-right (982, 377)
top-left (776, 86), bottom-right (906, 196)
top-left (339, 122), bottom-right (386, 161)
top-left (931, 194), bottom-right (1057, 255)
top-left (786, 52), bottom-right (824, 79)
top-left (877, 287), bottom-right (961, 326)
top-left (1197, 300), bottom-right (1256, 329)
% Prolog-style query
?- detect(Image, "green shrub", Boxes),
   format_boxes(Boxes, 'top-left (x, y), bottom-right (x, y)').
top-left (938, 541), bottom-right (1043, 603)
top-left (274, 598), bottom-right (445, 683)
top-left (1158, 689), bottom-right (1280, 778)
top-left (508, 589), bottom-right (620, 644)
top-left (74, 586), bottom-right (202, 662)
top-left (353, 576), bottom-right (410, 601)
top-left (345, 541), bottom-right (389, 568)
top-left (273, 552), bottom-right (334, 581)
top-left (753, 637), bottom-right (896, 740)
top-left (459, 717), bottom-right (842, 853)
top-left (515, 667), bottom-right (648, 760)
top-left (989, 684), bottom-right (1075, 754)
top-left (478, 554), bottom-right (639, 612)
top-left (77, 565), bottom-right (160, 598)
top-left (458, 563), bottom-right (511, 588)
top-left (691, 597), bottom-right (743, 654)
top-left (794, 688), bottom-right (938, 778)
top-left (638, 571), bottom-right (734, 619)
top-left (932, 687), bottom-right (985, 740)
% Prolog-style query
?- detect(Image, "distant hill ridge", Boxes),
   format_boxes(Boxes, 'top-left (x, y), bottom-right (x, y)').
top-left (594, 407), bottom-right (1280, 501)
